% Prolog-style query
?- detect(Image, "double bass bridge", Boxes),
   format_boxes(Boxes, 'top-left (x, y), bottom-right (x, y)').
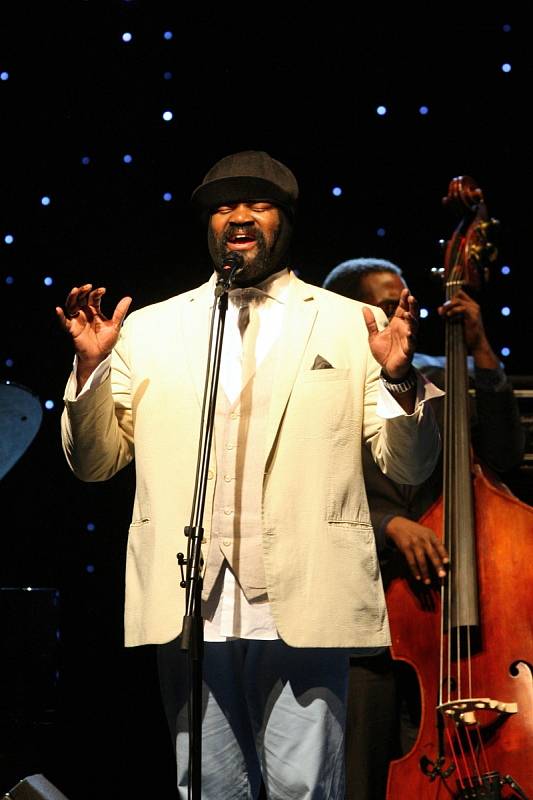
top-left (419, 700), bottom-right (528, 798)
top-left (439, 697), bottom-right (519, 725)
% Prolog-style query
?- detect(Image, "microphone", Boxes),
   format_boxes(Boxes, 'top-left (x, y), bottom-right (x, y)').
top-left (220, 252), bottom-right (244, 287)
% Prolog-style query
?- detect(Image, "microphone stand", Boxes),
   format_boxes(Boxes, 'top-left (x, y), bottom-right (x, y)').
top-left (176, 253), bottom-right (243, 800)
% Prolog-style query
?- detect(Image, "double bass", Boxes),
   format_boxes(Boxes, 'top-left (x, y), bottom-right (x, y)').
top-left (386, 177), bottom-right (533, 799)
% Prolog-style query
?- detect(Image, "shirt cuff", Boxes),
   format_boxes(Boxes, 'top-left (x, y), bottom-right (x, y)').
top-left (376, 370), bottom-right (444, 419)
top-left (372, 513), bottom-right (396, 554)
top-left (64, 354), bottom-right (112, 401)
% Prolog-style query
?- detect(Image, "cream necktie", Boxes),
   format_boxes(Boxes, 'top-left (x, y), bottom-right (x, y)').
top-left (238, 299), bottom-right (259, 387)
top-left (238, 302), bottom-right (250, 339)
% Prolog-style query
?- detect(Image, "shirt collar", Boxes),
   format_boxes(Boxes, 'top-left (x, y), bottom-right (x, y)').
top-left (214, 267), bottom-right (291, 308)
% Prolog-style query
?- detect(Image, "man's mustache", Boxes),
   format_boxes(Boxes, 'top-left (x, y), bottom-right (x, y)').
top-left (223, 224), bottom-right (263, 245)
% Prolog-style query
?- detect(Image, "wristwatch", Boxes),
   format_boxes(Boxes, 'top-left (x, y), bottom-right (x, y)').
top-left (380, 367), bottom-right (417, 394)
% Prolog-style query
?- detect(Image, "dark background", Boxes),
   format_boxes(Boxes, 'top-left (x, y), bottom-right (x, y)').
top-left (1, 4), bottom-right (531, 798)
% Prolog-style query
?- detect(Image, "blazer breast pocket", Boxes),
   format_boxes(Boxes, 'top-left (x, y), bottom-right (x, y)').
top-left (292, 369), bottom-right (355, 440)
top-left (301, 368), bottom-right (351, 383)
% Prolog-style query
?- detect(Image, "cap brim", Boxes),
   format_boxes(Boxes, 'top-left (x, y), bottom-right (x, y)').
top-left (191, 176), bottom-right (296, 217)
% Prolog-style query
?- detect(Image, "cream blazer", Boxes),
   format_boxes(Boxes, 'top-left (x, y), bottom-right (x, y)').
top-left (62, 273), bottom-right (440, 647)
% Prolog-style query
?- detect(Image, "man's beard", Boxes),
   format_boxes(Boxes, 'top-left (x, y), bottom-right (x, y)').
top-left (209, 224), bottom-right (281, 288)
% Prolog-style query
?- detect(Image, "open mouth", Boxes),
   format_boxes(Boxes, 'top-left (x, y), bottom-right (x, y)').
top-left (226, 233), bottom-right (257, 251)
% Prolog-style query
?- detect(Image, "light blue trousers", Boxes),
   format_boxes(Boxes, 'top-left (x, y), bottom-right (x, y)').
top-left (157, 638), bottom-right (349, 799)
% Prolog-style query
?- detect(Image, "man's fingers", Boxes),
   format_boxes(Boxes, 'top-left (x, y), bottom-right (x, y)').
top-left (394, 289), bottom-right (418, 320)
top-left (65, 283), bottom-right (92, 304)
top-left (86, 287), bottom-right (107, 319)
top-left (362, 306), bottom-right (378, 334)
top-left (410, 534), bottom-right (449, 584)
top-left (401, 550), bottom-right (421, 581)
top-left (425, 538), bottom-right (449, 580)
top-left (433, 538), bottom-right (450, 564)
top-left (413, 547), bottom-right (431, 583)
top-left (439, 303), bottom-right (464, 318)
top-left (407, 294), bottom-right (419, 313)
top-left (55, 306), bottom-right (70, 331)
top-left (111, 296), bottom-right (133, 327)
top-left (65, 283), bottom-right (93, 317)
top-left (88, 287), bottom-right (105, 306)
top-left (64, 284), bottom-right (109, 322)
top-left (397, 288), bottom-right (409, 308)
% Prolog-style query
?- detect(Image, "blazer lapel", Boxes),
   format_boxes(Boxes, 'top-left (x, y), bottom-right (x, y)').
top-left (181, 274), bottom-right (319, 466)
top-left (264, 275), bottom-right (318, 467)
top-left (180, 279), bottom-right (216, 406)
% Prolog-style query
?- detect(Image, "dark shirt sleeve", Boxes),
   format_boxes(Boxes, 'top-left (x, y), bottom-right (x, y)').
top-left (365, 360), bottom-right (525, 562)
top-left (370, 511), bottom-right (395, 555)
top-left (471, 367), bottom-right (525, 473)
top-left (414, 360), bottom-right (524, 474)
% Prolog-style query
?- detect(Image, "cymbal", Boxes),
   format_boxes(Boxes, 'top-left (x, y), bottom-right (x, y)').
top-left (0, 381), bottom-right (43, 480)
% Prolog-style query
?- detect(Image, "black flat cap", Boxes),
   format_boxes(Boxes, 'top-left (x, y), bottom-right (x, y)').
top-left (191, 150), bottom-right (299, 218)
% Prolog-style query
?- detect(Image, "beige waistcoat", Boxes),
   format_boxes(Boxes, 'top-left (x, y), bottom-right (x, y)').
top-left (202, 342), bottom-right (278, 602)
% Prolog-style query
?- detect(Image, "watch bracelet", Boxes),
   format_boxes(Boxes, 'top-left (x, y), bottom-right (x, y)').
top-left (380, 367), bottom-right (417, 394)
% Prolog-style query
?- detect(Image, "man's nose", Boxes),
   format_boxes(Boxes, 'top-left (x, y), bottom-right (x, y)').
top-left (227, 204), bottom-right (254, 224)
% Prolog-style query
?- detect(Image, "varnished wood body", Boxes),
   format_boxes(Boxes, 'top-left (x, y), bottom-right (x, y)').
top-left (386, 469), bottom-right (533, 798)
